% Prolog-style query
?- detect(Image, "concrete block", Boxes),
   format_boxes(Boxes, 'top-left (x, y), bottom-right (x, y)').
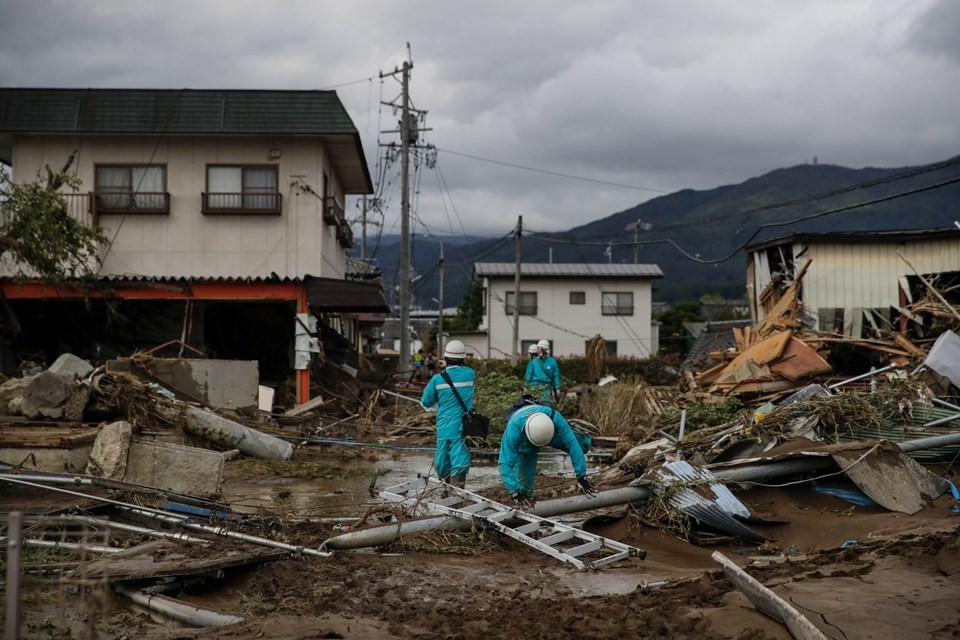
top-left (86, 421), bottom-right (133, 479)
top-left (124, 438), bottom-right (224, 498)
top-left (0, 375), bottom-right (33, 416)
top-left (109, 358), bottom-right (259, 410)
top-left (21, 371), bottom-right (72, 419)
top-left (48, 353), bottom-right (95, 380)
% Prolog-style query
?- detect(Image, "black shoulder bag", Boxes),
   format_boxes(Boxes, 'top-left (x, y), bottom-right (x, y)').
top-left (440, 371), bottom-right (490, 439)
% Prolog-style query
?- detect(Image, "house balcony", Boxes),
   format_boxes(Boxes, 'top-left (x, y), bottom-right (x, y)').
top-left (202, 192), bottom-right (282, 215)
top-left (323, 197), bottom-right (343, 225)
top-left (55, 192), bottom-right (99, 228)
top-left (92, 192), bottom-right (170, 221)
top-left (337, 219), bottom-right (354, 248)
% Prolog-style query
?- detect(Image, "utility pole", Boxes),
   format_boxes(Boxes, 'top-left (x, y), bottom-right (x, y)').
top-left (437, 241), bottom-right (444, 358)
top-left (360, 195), bottom-right (368, 261)
top-left (511, 215), bottom-right (522, 365)
top-left (379, 47), bottom-right (432, 372)
top-left (399, 60), bottom-right (411, 372)
top-left (625, 218), bottom-right (652, 264)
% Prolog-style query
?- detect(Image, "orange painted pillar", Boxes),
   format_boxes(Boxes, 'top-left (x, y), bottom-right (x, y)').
top-left (297, 285), bottom-right (310, 405)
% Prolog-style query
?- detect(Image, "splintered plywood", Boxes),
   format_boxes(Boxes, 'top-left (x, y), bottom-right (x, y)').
top-left (716, 330), bottom-right (792, 381)
top-left (769, 337), bottom-right (832, 381)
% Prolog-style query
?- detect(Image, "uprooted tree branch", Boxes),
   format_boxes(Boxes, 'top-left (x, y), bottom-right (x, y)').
top-left (0, 154), bottom-right (107, 283)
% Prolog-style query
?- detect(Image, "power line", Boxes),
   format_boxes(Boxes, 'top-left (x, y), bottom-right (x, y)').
top-left (435, 147), bottom-right (669, 193)
top-left (527, 174), bottom-right (960, 264)
top-left (526, 153), bottom-right (960, 246)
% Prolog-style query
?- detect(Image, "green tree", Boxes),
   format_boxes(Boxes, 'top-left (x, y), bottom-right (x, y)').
top-left (656, 301), bottom-right (704, 356)
top-left (0, 167), bottom-right (106, 282)
top-left (447, 278), bottom-right (484, 331)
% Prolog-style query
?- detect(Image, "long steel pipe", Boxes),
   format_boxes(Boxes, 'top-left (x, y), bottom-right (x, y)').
top-left (322, 430), bottom-right (960, 551)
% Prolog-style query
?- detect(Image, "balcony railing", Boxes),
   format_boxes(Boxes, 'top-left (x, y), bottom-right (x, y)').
top-left (92, 191), bottom-right (170, 217)
top-left (323, 197), bottom-right (343, 225)
top-left (337, 219), bottom-right (354, 248)
top-left (202, 192), bottom-right (282, 215)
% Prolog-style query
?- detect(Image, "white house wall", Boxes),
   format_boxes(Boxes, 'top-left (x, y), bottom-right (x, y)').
top-left (481, 276), bottom-right (655, 358)
top-left (10, 133), bottom-right (348, 280)
top-left (752, 238), bottom-right (960, 335)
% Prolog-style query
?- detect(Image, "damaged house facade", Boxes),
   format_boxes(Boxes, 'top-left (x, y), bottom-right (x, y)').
top-left (0, 88), bottom-right (388, 403)
top-left (461, 263), bottom-right (663, 358)
top-left (747, 228), bottom-right (960, 339)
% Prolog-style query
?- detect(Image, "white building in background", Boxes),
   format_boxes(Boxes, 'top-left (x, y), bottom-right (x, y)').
top-left (746, 228), bottom-right (960, 338)
top-left (454, 263), bottom-right (663, 359)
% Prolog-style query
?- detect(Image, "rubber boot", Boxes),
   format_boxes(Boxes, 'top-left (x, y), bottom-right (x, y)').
top-left (450, 472), bottom-right (467, 489)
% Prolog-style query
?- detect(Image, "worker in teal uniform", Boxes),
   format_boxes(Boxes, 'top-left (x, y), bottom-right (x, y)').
top-left (524, 339), bottom-right (561, 405)
top-left (498, 404), bottom-right (596, 508)
top-left (420, 340), bottom-right (474, 488)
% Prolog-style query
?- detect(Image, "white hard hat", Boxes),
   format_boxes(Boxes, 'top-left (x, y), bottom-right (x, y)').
top-left (537, 339), bottom-right (551, 351)
top-left (527, 344), bottom-right (539, 354)
top-left (524, 412), bottom-right (555, 447)
top-left (443, 340), bottom-right (466, 359)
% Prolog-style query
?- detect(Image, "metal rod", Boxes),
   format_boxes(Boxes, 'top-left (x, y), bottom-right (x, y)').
top-left (5, 511), bottom-right (22, 640)
top-left (380, 389), bottom-right (423, 404)
top-left (116, 506), bottom-right (332, 558)
top-left (827, 365), bottom-right (894, 389)
top-left (923, 412), bottom-right (960, 428)
top-left (933, 397), bottom-right (960, 412)
top-left (23, 538), bottom-right (121, 554)
top-left (41, 514), bottom-right (206, 543)
top-left (679, 409), bottom-right (687, 441)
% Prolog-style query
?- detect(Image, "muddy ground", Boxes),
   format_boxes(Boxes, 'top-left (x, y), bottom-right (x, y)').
top-left (6, 440), bottom-right (960, 640)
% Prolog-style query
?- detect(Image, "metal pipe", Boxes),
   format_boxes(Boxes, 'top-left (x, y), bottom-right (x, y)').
top-left (0, 476), bottom-right (331, 558)
top-left (23, 539), bottom-right (120, 554)
top-left (115, 584), bottom-right (243, 627)
top-left (326, 431), bottom-right (960, 551)
top-left (923, 412), bottom-right (960, 428)
top-left (827, 365), bottom-right (894, 390)
top-left (933, 398), bottom-right (960, 412)
top-left (116, 506), bottom-right (332, 558)
top-left (5, 512), bottom-right (22, 640)
top-left (380, 389), bottom-right (423, 404)
top-left (40, 514), bottom-right (205, 543)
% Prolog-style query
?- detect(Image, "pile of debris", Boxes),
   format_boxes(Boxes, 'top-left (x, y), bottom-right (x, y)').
top-left (689, 258), bottom-right (960, 401)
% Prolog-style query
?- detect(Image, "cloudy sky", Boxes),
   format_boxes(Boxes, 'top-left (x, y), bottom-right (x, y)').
top-left (2, 0), bottom-right (958, 238)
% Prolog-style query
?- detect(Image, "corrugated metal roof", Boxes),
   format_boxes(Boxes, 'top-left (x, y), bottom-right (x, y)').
top-left (746, 227), bottom-right (960, 252)
top-left (474, 262), bottom-right (663, 278)
top-left (0, 88), bottom-right (360, 135)
top-left (98, 274), bottom-right (301, 284)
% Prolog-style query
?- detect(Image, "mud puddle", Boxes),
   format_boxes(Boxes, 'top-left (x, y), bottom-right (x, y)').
top-left (221, 448), bottom-right (594, 517)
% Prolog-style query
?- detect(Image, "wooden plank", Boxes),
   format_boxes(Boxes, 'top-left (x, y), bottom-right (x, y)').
top-left (716, 330), bottom-right (792, 380)
top-left (769, 338), bottom-right (832, 381)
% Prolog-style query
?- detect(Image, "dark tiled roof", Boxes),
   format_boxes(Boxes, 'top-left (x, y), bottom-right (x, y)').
top-left (474, 262), bottom-right (663, 278)
top-left (682, 319), bottom-right (753, 372)
top-left (0, 88), bottom-right (360, 135)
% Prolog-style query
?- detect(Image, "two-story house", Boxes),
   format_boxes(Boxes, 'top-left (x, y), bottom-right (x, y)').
top-left (0, 88), bottom-right (388, 403)
top-left (454, 262), bottom-right (663, 359)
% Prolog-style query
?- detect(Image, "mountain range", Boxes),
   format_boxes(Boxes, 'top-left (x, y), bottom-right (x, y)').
top-left (355, 157), bottom-right (960, 309)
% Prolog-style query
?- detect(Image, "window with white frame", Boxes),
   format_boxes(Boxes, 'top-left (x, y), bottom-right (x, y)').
top-left (505, 291), bottom-right (537, 315)
top-left (204, 165), bottom-right (280, 213)
top-left (601, 292), bottom-right (633, 315)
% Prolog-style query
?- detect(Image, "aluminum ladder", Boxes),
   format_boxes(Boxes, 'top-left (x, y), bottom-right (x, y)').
top-left (379, 476), bottom-right (645, 570)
